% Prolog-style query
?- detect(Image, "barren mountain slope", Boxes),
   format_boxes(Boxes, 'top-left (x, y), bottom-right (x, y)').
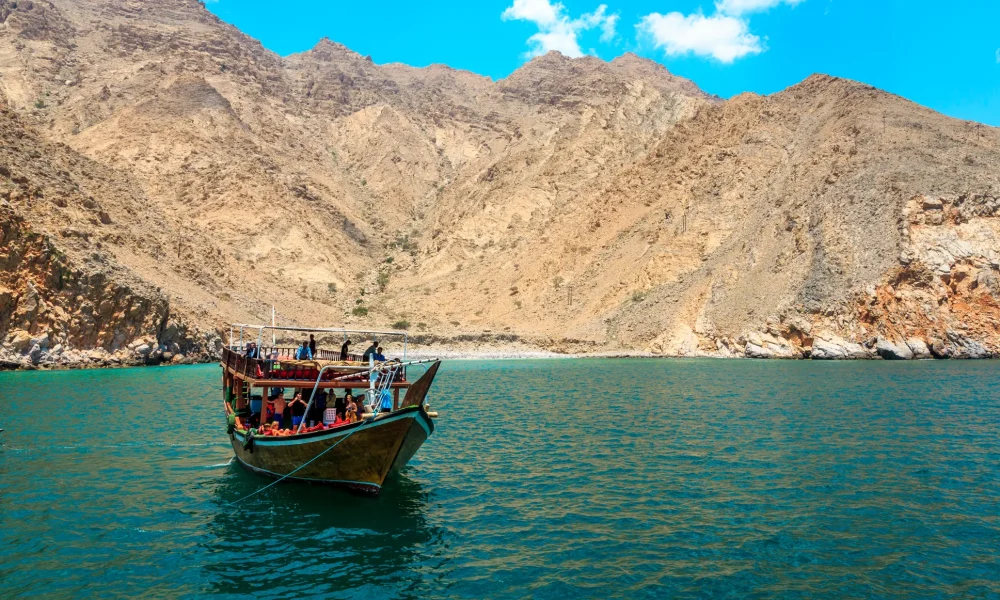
top-left (0, 98), bottom-right (222, 368)
top-left (383, 75), bottom-right (1000, 358)
top-left (0, 0), bottom-right (997, 363)
top-left (601, 76), bottom-right (1000, 357)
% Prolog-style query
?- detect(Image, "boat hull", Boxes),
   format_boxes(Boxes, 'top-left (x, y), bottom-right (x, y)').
top-left (228, 406), bottom-right (433, 495)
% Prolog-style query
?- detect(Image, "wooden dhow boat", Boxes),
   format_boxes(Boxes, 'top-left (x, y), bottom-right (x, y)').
top-left (221, 324), bottom-right (440, 495)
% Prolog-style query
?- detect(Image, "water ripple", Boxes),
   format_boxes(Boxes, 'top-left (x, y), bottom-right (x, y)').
top-left (0, 360), bottom-right (999, 597)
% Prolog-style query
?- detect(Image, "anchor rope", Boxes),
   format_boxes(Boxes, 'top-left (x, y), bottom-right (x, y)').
top-left (226, 422), bottom-right (368, 506)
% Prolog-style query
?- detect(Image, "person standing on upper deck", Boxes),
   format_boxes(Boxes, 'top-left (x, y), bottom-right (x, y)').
top-left (308, 334), bottom-right (316, 358)
top-left (340, 339), bottom-right (352, 361)
top-left (296, 340), bottom-right (313, 360)
top-left (362, 339), bottom-right (379, 361)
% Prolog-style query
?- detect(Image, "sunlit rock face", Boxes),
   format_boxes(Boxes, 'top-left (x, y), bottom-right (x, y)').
top-left (0, 0), bottom-right (997, 364)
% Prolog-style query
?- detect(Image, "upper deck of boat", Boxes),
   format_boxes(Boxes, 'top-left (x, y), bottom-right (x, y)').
top-left (221, 345), bottom-right (412, 389)
top-left (222, 323), bottom-right (415, 389)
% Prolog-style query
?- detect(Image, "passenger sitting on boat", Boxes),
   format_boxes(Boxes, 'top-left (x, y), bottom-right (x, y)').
top-left (245, 342), bottom-right (258, 358)
top-left (334, 391), bottom-right (349, 421)
top-left (362, 339), bottom-right (378, 361)
top-left (340, 339), bottom-right (352, 360)
top-left (346, 396), bottom-right (358, 422)
top-left (353, 391), bottom-right (367, 420)
top-left (374, 346), bottom-right (386, 362)
top-left (288, 393), bottom-right (307, 428)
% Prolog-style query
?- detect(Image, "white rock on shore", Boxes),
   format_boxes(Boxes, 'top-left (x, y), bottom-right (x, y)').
top-left (742, 331), bottom-right (798, 359)
top-left (930, 331), bottom-right (992, 359)
top-left (906, 338), bottom-right (932, 359)
top-left (876, 338), bottom-right (914, 360)
top-left (811, 335), bottom-right (871, 360)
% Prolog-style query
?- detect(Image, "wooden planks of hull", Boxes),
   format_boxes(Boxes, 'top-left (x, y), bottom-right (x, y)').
top-left (228, 407), bottom-right (433, 495)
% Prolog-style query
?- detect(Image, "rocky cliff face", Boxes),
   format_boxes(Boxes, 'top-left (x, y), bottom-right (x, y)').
top-left (0, 0), bottom-right (996, 366)
top-left (0, 97), bottom-right (220, 368)
top-left (0, 201), bottom-right (222, 368)
top-left (596, 76), bottom-right (1000, 358)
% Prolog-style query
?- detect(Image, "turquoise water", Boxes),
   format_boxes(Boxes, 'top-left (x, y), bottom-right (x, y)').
top-left (1, 359), bottom-right (999, 598)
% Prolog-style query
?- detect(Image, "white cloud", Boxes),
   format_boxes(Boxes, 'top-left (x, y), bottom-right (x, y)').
top-left (503, 0), bottom-right (619, 58)
top-left (637, 0), bottom-right (805, 63)
top-left (600, 12), bottom-right (619, 42)
top-left (637, 12), bottom-right (762, 63)
top-left (503, 0), bottom-right (561, 27)
top-left (715, 0), bottom-right (804, 15)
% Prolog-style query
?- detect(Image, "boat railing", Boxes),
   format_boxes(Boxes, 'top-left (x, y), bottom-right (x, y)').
top-left (295, 357), bottom-right (436, 433)
top-left (223, 346), bottom-right (256, 380)
top-left (255, 346), bottom-right (368, 363)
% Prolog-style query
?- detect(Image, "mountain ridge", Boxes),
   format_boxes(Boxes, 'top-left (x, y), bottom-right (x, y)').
top-left (0, 0), bottom-right (997, 368)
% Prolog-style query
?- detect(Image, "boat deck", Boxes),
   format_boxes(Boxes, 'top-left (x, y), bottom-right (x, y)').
top-left (222, 347), bottom-right (411, 388)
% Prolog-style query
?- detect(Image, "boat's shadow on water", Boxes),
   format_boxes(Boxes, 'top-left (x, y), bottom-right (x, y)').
top-left (201, 465), bottom-right (444, 597)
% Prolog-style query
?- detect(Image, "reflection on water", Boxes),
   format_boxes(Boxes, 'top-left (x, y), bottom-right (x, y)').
top-left (0, 360), bottom-right (999, 598)
top-left (204, 468), bottom-right (441, 597)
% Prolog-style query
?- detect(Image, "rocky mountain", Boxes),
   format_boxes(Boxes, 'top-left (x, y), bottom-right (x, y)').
top-left (0, 98), bottom-right (221, 368)
top-left (0, 0), bottom-right (997, 367)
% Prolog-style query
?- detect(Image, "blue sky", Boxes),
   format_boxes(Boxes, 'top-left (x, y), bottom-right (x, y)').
top-left (206, 0), bottom-right (999, 126)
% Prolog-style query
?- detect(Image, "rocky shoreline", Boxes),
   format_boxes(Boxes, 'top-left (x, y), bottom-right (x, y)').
top-left (0, 330), bottom-right (224, 371)
top-left (2, 336), bottom-right (994, 372)
top-left (735, 330), bottom-right (991, 361)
